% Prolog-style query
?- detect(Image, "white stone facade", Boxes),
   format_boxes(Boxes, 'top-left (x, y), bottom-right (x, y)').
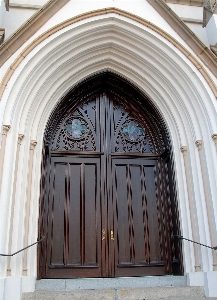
top-left (0, 1), bottom-right (217, 299)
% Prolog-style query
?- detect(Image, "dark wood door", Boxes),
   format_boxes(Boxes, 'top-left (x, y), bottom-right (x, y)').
top-left (45, 156), bottom-right (101, 278)
top-left (109, 158), bottom-right (168, 276)
top-left (39, 88), bottom-right (181, 278)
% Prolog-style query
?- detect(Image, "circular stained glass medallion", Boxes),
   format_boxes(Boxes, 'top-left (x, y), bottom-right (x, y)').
top-left (122, 121), bottom-right (143, 141)
top-left (66, 119), bottom-right (87, 139)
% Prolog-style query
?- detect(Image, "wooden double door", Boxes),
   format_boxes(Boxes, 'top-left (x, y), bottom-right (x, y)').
top-left (39, 92), bottom-right (179, 278)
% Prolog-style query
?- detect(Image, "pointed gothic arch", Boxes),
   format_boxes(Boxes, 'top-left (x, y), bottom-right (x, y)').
top-left (0, 9), bottom-right (216, 295)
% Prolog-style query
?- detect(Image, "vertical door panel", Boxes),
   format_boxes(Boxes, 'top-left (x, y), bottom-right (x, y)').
top-left (84, 164), bottom-right (97, 265)
top-left (44, 156), bottom-right (101, 278)
top-left (68, 164), bottom-right (81, 265)
top-left (144, 165), bottom-right (160, 263)
top-left (51, 163), bottom-right (66, 265)
top-left (115, 165), bottom-right (131, 264)
top-left (130, 165), bottom-right (146, 264)
top-left (112, 158), bottom-right (166, 276)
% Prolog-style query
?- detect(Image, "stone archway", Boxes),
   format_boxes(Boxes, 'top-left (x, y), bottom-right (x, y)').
top-left (1, 9), bottom-right (217, 297)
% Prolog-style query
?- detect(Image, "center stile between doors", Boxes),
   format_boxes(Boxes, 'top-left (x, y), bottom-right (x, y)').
top-left (38, 73), bottom-right (183, 279)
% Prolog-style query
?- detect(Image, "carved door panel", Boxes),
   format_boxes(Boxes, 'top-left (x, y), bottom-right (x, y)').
top-left (43, 156), bottom-right (101, 278)
top-left (108, 158), bottom-right (172, 277)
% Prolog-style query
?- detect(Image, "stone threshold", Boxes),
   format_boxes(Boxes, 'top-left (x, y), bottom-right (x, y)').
top-left (36, 276), bottom-right (187, 291)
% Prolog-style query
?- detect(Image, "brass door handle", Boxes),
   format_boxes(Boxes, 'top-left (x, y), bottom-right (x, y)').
top-left (102, 229), bottom-right (106, 241)
top-left (102, 229), bottom-right (114, 240)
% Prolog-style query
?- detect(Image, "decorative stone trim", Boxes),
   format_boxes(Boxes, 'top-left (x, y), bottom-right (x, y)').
top-left (203, 0), bottom-right (217, 27)
top-left (0, 29), bottom-right (5, 45)
top-left (212, 133), bottom-right (217, 145)
top-left (0, 0), bottom-right (70, 67)
top-left (212, 131), bottom-right (217, 264)
top-left (211, 44), bottom-right (217, 57)
top-left (29, 140), bottom-right (37, 151)
top-left (0, 125), bottom-right (11, 191)
top-left (147, 0), bottom-right (217, 78)
top-left (181, 18), bottom-right (203, 24)
top-left (195, 139), bottom-right (202, 150)
top-left (164, 0), bottom-right (203, 6)
top-left (0, 8), bottom-right (217, 103)
top-left (180, 146), bottom-right (201, 271)
top-left (2, 124), bottom-right (10, 135)
top-left (195, 140), bottom-right (217, 270)
top-left (18, 133), bottom-right (24, 144)
top-left (9, 3), bottom-right (42, 10)
top-left (7, 134), bottom-right (24, 276)
top-left (22, 140), bottom-right (37, 276)
top-left (4, 0), bottom-right (9, 11)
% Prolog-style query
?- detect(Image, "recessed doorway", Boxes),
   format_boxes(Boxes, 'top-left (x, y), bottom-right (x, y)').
top-left (38, 73), bottom-right (182, 278)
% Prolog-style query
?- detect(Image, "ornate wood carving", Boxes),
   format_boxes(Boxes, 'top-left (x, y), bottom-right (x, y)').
top-left (45, 74), bottom-right (167, 155)
top-left (51, 99), bottom-right (99, 151)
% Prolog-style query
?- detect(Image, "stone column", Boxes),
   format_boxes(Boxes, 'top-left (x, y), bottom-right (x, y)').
top-left (22, 140), bottom-right (37, 275)
top-left (195, 140), bottom-right (217, 270)
top-left (0, 125), bottom-right (10, 191)
top-left (7, 134), bottom-right (24, 276)
top-left (180, 146), bottom-right (201, 271)
top-left (212, 134), bottom-right (217, 153)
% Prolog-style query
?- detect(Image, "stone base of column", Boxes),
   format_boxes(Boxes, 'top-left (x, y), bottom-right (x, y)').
top-left (4, 277), bottom-right (22, 300)
top-left (0, 276), bottom-right (36, 300)
top-left (187, 271), bottom-right (204, 286)
top-left (204, 271), bottom-right (217, 297)
top-left (0, 277), bottom-right (5, 299)
top-left (22, 276), bottom-right (36, 293)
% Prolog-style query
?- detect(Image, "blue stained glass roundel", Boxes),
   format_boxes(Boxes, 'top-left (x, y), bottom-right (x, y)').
top-left (122, 121), bottom-right (143, 141)
top-left (66, 119), bottom-right (87, 139)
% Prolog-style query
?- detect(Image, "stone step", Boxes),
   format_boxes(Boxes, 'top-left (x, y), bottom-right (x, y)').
top-left (22, 287), bottom-right (213, 300)
top-left (35, 276), bottom-right (187, 290)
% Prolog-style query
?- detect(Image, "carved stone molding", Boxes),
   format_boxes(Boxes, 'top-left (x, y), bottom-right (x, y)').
top-left (4, 0), bottom-right (9, 11)
top-left (195, 138), bottom-right (217, 270)
top-left (7, 133), bottom-right (25, 276)
top-left (30, 140), bottom-right (37, 150)
top-left (147, 0), bottom-right (217, 80)
top-left (195, 140), bottom-right (202, 150)
top-left (0, 29), bottom-right (4, 45)
top-left (23, 139), bottom-right (37, 275)
top-left (180, 146), bottom-right (187, 155)
top-left (0, 125), bottom-right (11, 190)
top-left (211, 44), bottom-right (217, 57)
top-left (2, 125), bottom-right (10, 136)
top-left (165, 0), bottom-right (203, 6)
top-left (18, 134), bottom-right (24, 145)
top-left (203, 0), bottom-right (217, 27)
top-left (180, 145), bottom-right (201, 271)
top-left (212, 134), bottom-right (217, 153)
top-left (0, 0), bottom-right (70, 67)
top-left (212, 134), bottom-right (217, 143)
top-left (204, 0), bottom-right (217, 11)
top-left (212, 134), bottom-right (217, 259)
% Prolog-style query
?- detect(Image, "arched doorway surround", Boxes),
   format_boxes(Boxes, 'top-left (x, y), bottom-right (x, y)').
top-left (38, 72), bottom-right (183, 278)
top-left (1, 10), bottom-right (217, 296)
